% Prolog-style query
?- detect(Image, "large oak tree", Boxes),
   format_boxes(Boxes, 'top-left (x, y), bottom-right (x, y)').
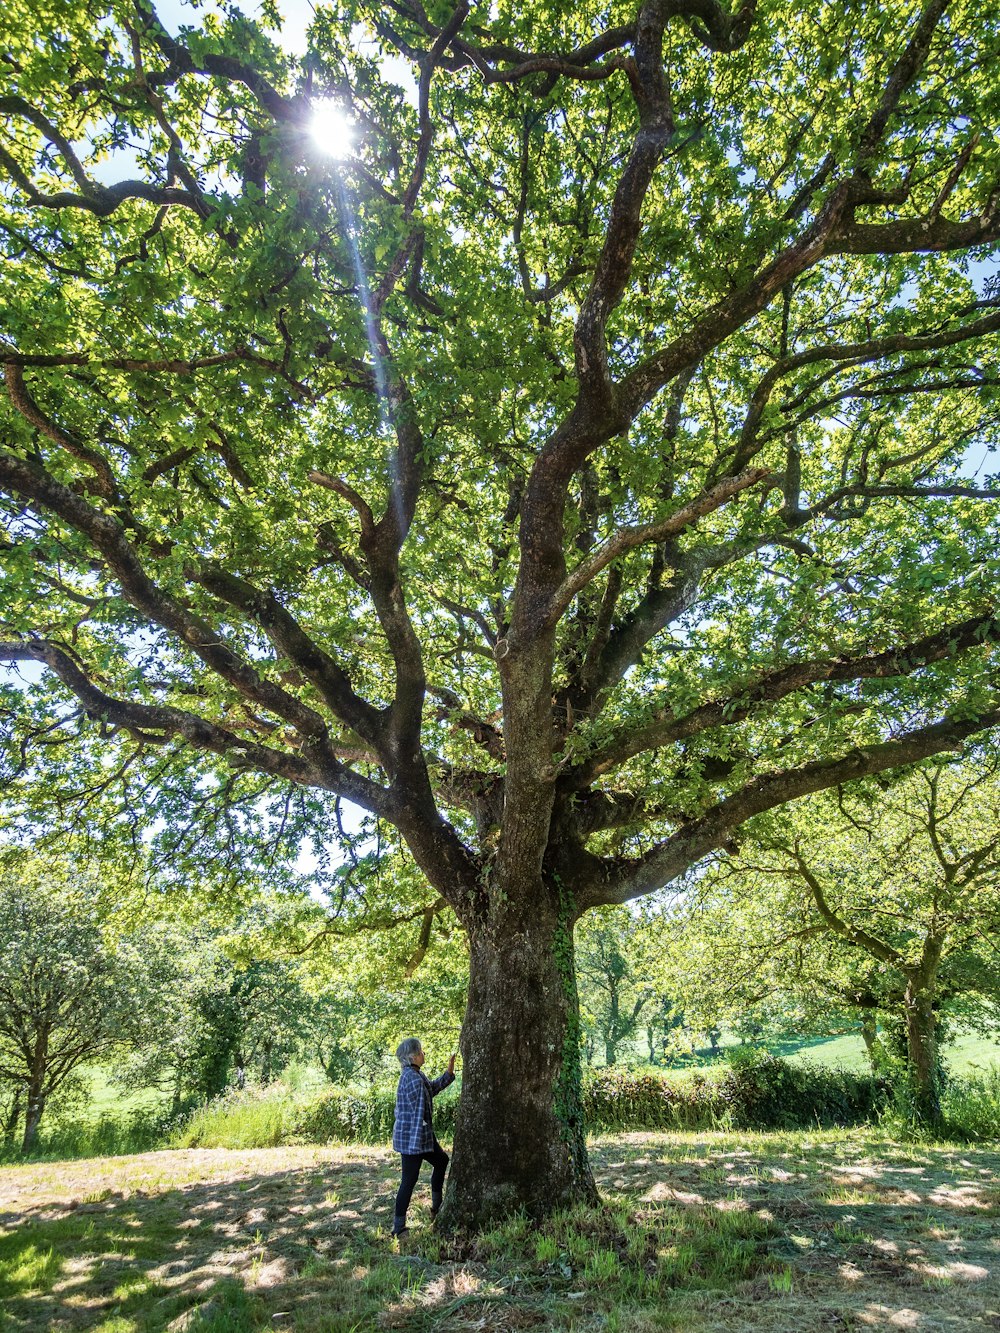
top-left (3, 0), bottom-right (1000, 1224)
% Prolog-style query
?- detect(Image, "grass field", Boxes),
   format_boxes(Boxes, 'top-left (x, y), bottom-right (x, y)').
top-left (2, 1130), bottom-right (999, 1331)
top-left (648, 1030), bottom-right (1000, 1078)
top-left (774, 1031), bottom-right (1000, 1077)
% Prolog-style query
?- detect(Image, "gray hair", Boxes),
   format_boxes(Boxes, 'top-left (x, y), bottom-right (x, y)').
top-left (396, 1037), bottom-right (423, 1069)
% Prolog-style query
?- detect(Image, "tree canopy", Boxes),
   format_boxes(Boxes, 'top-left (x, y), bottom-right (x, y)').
top-left (0, 851), bottom-right (168, 1150)
top-left (3, 0), bottom-right (1000, 1224)
top-left (665, 757), bottom-right (1000, 1121)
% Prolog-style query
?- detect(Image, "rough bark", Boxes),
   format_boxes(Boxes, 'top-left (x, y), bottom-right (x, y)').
top-left (903, 979), bottom-right (943, 1128)
top-left (20, 1033), bottom-right (49, 1154)
top-left (21, 1092), bottom-right (45, 1154)
top-left (438, 894), bottom-right (597, 1229)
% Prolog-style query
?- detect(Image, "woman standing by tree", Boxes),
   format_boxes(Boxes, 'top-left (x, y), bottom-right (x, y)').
top-left (391, 1039), bottom-right (456, 1238)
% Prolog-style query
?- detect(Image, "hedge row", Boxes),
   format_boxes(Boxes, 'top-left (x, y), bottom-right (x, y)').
top-left (583, 1049), bottom-right (887, 1132)
top-left (289, 1050), bottom-right (885, 1144)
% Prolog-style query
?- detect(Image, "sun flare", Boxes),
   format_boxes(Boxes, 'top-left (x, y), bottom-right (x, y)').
top-left (309, 100), bottom-right (353, 159)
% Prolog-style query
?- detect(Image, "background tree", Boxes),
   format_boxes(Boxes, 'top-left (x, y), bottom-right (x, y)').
top-left (3, 0), bottom-right (1000, 1223)
top-left (642, 995), bottom-right (687, 1066)
top-left (114, 927), bottom-right (221, 1114)
top-left (124, 947), bottom-right (317, 1103)
top-left (116, 868), bottom-right (469, 1102)
top-left (0, 855), bottom-right (168, 1151)
top-left (298, 862), bottom-right (470, 1085)
top-left (667, 758), bottom-right (1000, 1126)
top-left (576, 907), bottom-right (659, 1065)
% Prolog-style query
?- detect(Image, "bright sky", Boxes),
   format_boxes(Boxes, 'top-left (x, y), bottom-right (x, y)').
top-left (156, 0), bottom-right (315, 53)
top-left (84, 0), bottom-right (414, 183)
top-left (154, 0), bottom-right (416, 85)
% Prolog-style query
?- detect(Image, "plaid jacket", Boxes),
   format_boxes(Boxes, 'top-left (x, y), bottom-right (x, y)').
top-left (392, 1064), bottom-right (454, 1155)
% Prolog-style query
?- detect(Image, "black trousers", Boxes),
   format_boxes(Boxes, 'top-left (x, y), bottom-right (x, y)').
top-left (394, 1139), bottom-right (449, 1225)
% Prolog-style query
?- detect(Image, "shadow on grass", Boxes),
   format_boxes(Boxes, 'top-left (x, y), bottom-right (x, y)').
top-left (0, 1152), bottom-right (410, 1333)
top-left (0, 1143), bottom-right (787, 1333)
top-left (1, 1136), bottom-right (999, 1332)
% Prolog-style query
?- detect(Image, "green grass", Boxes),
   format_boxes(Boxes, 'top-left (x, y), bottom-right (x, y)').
top-left (80, 1067), bottom-right (168, 1118)
top-left (172, 1086), bottom-right (296, 1150)
top-left (781, 1028), bottom-right (1000, 1075)
top-left (2, 1131), bottom-right (999, 1332)
top-left (633, 1027), bottom-right (1000, 1078)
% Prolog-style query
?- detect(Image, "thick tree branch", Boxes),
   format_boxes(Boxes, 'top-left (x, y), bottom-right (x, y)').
top-left (0, 140), bottom-right (211, 220)
top-left (571, 1), bottom-right (679, 414)
top-left (133, 0), bottom-right (302, 123)
top-left (734, 307), bottom-right (1000, 469)
top-left (788, 849), bottom-right (905, 967)
top-left (602, 709), bottom-right (1000, 906)
top-left (0, 446), bottom-right (335, 743)
top-left (0, 637), bottom-right (391, 810)
top-left (190, 565), bottom-right (386, 750)
top-left (377, 5), bottom-right (637, 80)
top-left (827, 210), bottom-right (1000, 257)
top-left (570, 611), bottom-right (1000, 786)
top-left (4, 364), bottom-right (122, 504)
top-left (587, 708), bottom-right (1000, 907)
top-left (853, 0), bottom-right (949, 169)
top-left (0, 349), bottom-right (250, 373)
top-left (545, 465), bottom-right (771, 626)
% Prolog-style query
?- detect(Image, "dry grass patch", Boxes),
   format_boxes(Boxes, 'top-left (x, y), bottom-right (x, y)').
top-left (0, 1131), bottom-right (998, 1331)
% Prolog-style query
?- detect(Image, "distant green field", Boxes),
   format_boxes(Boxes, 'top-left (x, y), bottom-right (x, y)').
top-left (780, 1029), bottom-right (1000, 1075)
top-left (630, 1028), bottom-right (1000, 1078)
top-left (82, 1066), bottom-right (165, 1116)
top-left (76, 1059), bottom-right (330, 1123)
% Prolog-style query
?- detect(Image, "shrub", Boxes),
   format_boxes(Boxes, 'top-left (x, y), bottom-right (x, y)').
top-left (292, 1082), bottom-right (461, 1145)
top-left (172, 1084), bottom-right (293, 1149)
top-left (580, 1054), bottom-right (885, 1134)
top-left (718, 1048), bottom-right (886, 1129)
top-left (582, 1068), bottom-right (724, 1132)
top-left (941, 1068), bottom-right (1000, 1141)
top-left (0, 1102), bottom-right (184, 1163)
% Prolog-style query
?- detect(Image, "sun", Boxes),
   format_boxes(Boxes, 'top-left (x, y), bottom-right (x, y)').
top-left (309, 100), bottom-right (354, 159)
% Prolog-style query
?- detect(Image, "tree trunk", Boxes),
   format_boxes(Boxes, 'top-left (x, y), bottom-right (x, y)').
top-left (21, 1092), bottom-right (45, 1154)
top-left (171, 1068), bottom-right (184, 1117)
top-left (860, 1014), bottom-right (879, 1072)
top-left (22, 1038), bottom-right (48, 1153)
top-left (903, 980), bottom-right (943, 1128)
top-left (606, 988), bottom-right (620, 1066)
top-left (438, 902), bottom-right (598, 1230)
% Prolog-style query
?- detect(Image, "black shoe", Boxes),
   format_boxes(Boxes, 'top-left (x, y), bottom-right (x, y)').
top-left (392, 1226), bottom-right (409, 1239)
